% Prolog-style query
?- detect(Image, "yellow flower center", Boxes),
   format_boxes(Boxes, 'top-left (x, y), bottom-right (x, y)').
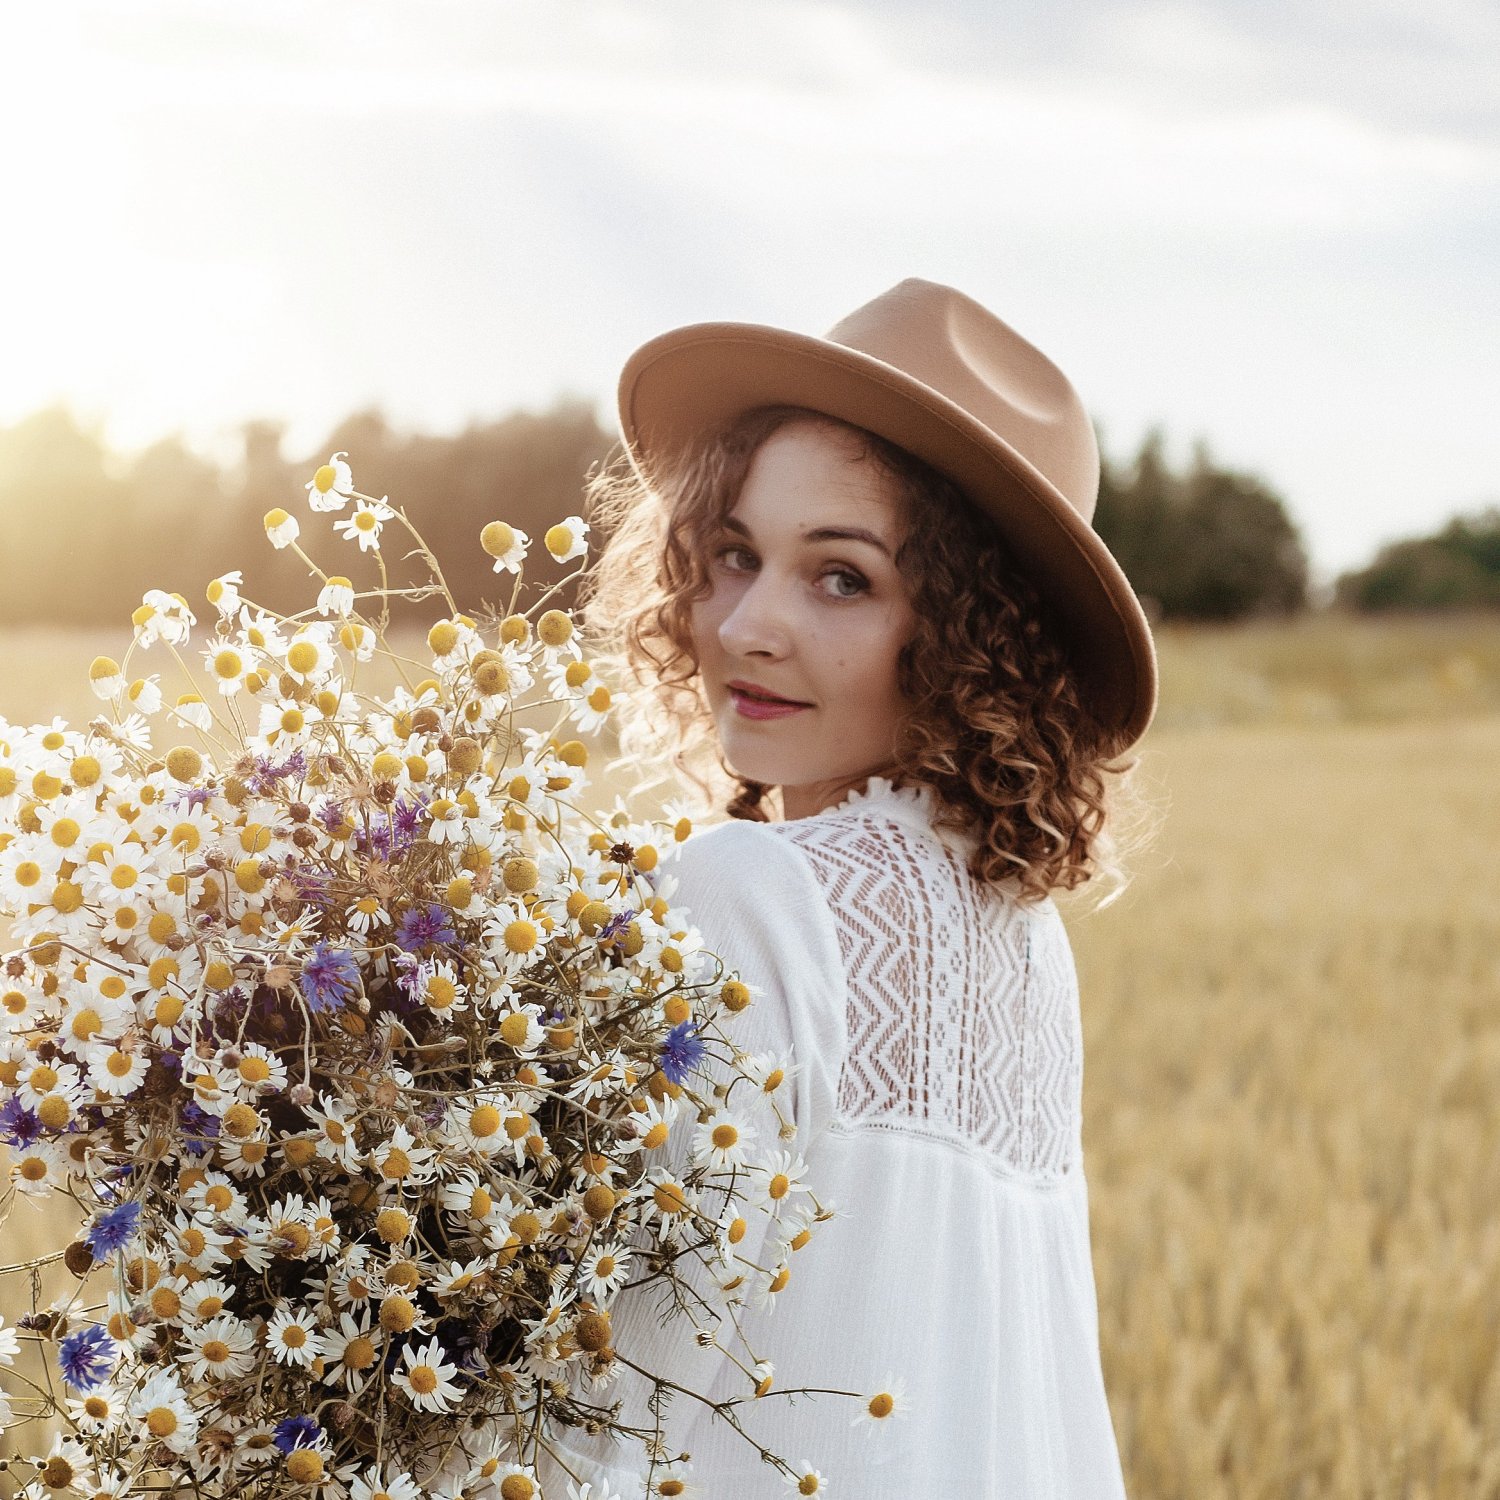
top-left (70, 1006), bottom-right (103, 1039)
top-left (286, 641), bottom-right (319, 675)
top-left (146, 1405), bottom-right (178, 1437)
top-left (503, 919), bottom-right (537, 954)
top-left (343, 1334), bottom-right (377, 1369)
top-left (286, 1450), bottom-right (324, 1483)
top-left (653, 1180), bottom-right (688, 1215)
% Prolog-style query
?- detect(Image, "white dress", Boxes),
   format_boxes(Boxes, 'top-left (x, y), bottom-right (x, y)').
top-left (542, 775), bottom-right (1129, 1499)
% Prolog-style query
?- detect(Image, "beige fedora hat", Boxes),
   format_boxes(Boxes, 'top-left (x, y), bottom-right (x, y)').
top-left (616, 276), bottom-right (1157, 754)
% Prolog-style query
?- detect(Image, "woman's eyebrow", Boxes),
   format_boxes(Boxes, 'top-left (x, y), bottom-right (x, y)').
top-left (722, 515), bottom-right (892, 559)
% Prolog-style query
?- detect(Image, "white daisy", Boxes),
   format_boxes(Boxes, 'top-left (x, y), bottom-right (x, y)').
top-left (203, 641), bottom-right (252, 696)
top-left (543, 514), bottom-right (591, 564)
top-left (89, 1045), bottom-right (149, 1097)
top-left (306, 451), bottom-right (355, 512)
top-left (781, 1461), bottom-right (828, 1493)
top-left (67, 1384), bottom-right (125, 1434)
top-left (754, 1149), bottom-right (812, 1216)
top-left (391, 1336), bottom-right (464, 1413)
top-left (316, 575), bottom-right (357, 616)
top-left (170, 692), bottom-right (214, 731)
top-left (478, 520), bottom-right (530, 575)
top-left (130, 1369), bottom-right (199, 1453)
top-left (691, 1108), bottom-right (758, 1172)
top-left (265, 1304), bottom-right (323, 1367)
top-left (350, 1467), bottom-right (422, 1500)
top-left (263, 507), bottom-right (300, 549)
top-left (850, 1372), bottom-right (910, 1428)
top-left (320, 1309), bottom-right (383, 1394)
top-left (578, 1240), bottom-right (632, 1304)
top-left (89, 654), bottom-right (125, 700)
top-left (183, 1312), bottom-right (256, 1381)
top-left (205, 570), bottom-right (244, 618)
top-left (335, 497), bottom-right (395, 552)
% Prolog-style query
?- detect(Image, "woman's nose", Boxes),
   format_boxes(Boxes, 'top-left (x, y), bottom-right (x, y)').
top-left (717, 573), bottom-right (791, 659)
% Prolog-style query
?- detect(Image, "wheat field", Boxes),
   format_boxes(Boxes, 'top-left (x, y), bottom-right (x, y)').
top-left (1, 618), bottom-right (1497, 1497)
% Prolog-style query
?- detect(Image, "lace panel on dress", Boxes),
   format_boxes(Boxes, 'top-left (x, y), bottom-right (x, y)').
top-left (771, 807), bottom-right (1083, 1183)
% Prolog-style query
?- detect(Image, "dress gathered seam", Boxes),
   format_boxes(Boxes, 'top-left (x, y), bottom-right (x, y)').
top-left (822, 1114), bottom-right (1079, 1191)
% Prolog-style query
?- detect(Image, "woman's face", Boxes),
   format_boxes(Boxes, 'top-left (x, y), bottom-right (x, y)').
top-left (690, 419), bottom-right (918, 820)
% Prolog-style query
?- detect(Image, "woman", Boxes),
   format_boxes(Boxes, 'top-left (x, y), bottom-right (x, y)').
top-left (554, 278), bottom-right (1156, 1498)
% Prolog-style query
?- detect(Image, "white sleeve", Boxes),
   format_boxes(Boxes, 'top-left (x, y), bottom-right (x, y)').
top-left (541, 820), bottom-right (847, 1488)
top-left (656, 819), bottom-right (846, 1144)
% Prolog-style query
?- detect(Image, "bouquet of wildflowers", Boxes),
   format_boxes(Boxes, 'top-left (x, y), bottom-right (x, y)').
top-left (0, 454), bottom-right (886, 1499)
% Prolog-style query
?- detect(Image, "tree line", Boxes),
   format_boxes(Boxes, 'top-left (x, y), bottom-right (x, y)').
top-left (0, 401), bottom-right (1492, 633)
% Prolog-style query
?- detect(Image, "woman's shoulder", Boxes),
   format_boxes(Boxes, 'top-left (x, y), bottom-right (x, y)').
top-left (653, 816), bottom-right (840, 924)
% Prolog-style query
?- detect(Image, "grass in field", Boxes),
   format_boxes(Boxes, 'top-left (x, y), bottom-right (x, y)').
top-left (1064, 717), bottom-right (1500, 1498)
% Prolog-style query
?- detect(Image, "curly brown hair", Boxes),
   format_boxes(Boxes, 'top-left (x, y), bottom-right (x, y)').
top-left (578, 404), bottom-right (1144, 903)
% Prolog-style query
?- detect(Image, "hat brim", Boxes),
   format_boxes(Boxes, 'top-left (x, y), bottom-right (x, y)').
top-left (617, 320), bottom-right (1158, 755)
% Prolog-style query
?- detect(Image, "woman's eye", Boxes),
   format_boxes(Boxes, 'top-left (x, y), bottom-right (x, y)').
top-left (821, 568), bottom-right (868, 600)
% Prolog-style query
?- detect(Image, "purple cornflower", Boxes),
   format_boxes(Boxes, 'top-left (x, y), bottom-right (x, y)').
top-left (273, 1415), bottom-right (323, 1454)
top-left (0, 1096), bottom-right (42, 1149)
top-left (391, 951), bottom-right (424, 1004)
top-left (300, 943), bottom-right (362, 1013)
top-left (318, 799), bottom-right (347, 834)
top-left (292, 868), bottom-right (332, 907)
top-left (356, 795), bottom-right (427, 861)
top-left (600, 908), bottom-right (636, 941)
top-left (248, 749), bottom-right (307, 794)
top-left (179, 1101), bottom-right (221, 1158)
top-left (83, 1201), bottom-right (141, 1257)
top-left (395, 903), bottom-right (457, 954)
top-left (59, 1324), bottom-right (115, 1391)
top-left (659, 1020), bottom-right (707, 1086)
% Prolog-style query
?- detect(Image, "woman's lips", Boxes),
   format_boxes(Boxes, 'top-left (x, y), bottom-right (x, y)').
top-left (729, 688), bottom-right (811, 720)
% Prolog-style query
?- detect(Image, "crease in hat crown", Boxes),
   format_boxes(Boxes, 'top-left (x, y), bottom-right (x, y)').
top-left (819, 278), bottom-right (1102, 524)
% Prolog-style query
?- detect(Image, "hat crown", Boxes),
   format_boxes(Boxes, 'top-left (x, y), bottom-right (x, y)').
top-left (822, 278), bottom-right (1100, 524)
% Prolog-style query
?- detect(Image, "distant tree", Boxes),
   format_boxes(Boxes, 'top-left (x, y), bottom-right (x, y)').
top-left (1093, 425), bottom-right (1308, 620)
top-left (0, 405), bottom-right (129, 627)
top-left (0, 398), bottom-right (619, 629)
top-left (1335, 507), bottom-right (1500, 610)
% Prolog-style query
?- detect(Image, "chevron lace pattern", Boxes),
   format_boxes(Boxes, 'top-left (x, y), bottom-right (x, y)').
top-left (771, 806), bottom-right (1083, 1183)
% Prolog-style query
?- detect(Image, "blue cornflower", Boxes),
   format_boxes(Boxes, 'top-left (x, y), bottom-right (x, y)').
top-left (0, 1096), bottom-right (42, 1149)
top-left (273, 1414), bottom-right (323, 1454)
top-left (395, 903), bottom-right (457, 954)
top-left (299, 943), bottom-right (362, 1014)
top-left (83, 1200), bottom-right (141, 1257)
top-left (59, 1324), bottom-right (115, 1391)
top-left (659, 1019), bottom-right (708, 1086)
top-left (600, 907), bottom-right (636, 941)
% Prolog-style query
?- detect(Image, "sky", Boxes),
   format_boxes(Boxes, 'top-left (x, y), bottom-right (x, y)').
top-left (1, 0), bottom-right (1496, 580)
